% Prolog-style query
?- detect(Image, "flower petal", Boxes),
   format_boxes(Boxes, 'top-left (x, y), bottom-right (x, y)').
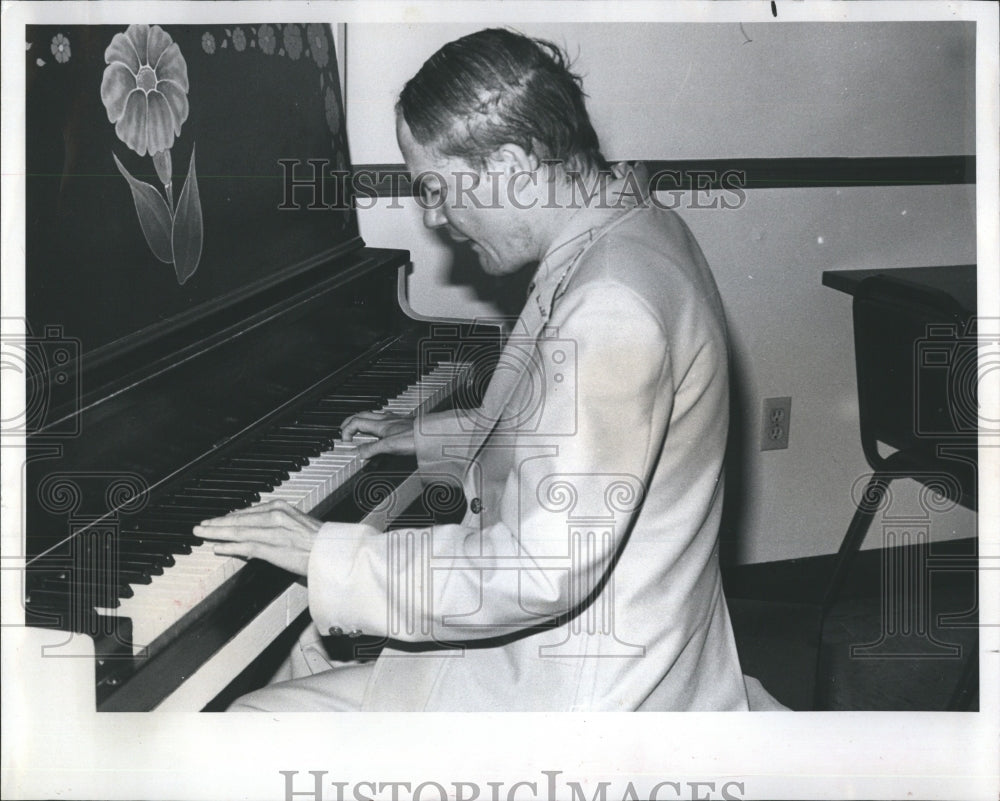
top-left (154, 42), bottom-right (189, 93)
top-left (157, 80), bottom-right (189, 135)
top-left (100, 61), bottom-right (137, 123)
top-left (146, 25), bottom-right (172, 68)
top-left (116, 90), bottom-right (149, 156)
top-left (128, 24), bottom-right (150, 64)
top-left (104, 29), bottom-right (140, 72)
top-left (145, 92), bottom-right (175, 156)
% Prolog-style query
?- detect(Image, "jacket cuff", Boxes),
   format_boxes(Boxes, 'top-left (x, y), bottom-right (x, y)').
top-left (307, 521), bottom-right (380, 635)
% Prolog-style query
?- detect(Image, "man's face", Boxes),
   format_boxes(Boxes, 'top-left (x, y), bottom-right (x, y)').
top-left (396, 116), bottom-right (537, 276)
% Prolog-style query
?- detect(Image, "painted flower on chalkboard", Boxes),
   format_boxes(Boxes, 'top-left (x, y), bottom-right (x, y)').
top-left (283, 24), bottom-right (303, 61)
top-left (202, 32), bottom-right (216, 54)
top-left (101, 24), bottom-right (203, 286)
top-left (307, 24), bottom-right (329, 68)
top-left (258, 24), bottom-right (276, 55)
top-left (101, 24), bottom-right (190, 157)
top-left (232, 26), bottom-right (247, 52)
top-left (50, 33), bottom-right (71, 63)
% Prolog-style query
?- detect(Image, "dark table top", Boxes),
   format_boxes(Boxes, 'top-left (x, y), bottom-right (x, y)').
top-left (822, 264), bottom-right (977, 316)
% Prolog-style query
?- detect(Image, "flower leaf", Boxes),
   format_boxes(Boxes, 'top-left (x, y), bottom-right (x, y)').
top-left (112, 152), bottom-right (173, 264)
top-left (172, 145), bottom-right (203, 285)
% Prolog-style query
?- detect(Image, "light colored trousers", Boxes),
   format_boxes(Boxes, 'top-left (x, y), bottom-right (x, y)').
top-left (228, 622), bottom-right (788, 712)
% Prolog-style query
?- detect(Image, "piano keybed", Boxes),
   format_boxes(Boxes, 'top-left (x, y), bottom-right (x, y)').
top-left (23, 345), bottom-right (472, 707)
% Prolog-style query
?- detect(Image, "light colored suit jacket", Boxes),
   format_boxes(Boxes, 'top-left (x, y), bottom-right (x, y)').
top-left (308, 186), bottom-right (749, 711)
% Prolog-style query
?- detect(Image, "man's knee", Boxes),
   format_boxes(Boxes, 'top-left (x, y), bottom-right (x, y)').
top-left (226, 686), bottom-right (277, 712)
top-left (224, 661), bottom-right (376, 712)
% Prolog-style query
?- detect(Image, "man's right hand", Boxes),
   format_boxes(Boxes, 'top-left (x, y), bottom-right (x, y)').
top-left (340, 412), bottom-right (416, 459)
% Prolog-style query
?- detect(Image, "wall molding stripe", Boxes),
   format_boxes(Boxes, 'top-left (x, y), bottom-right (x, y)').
top-left (352, 156), bottom-right (975, 198)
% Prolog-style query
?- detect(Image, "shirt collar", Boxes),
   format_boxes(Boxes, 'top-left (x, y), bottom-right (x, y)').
top-left (526, 164), bottom-right (648, 321)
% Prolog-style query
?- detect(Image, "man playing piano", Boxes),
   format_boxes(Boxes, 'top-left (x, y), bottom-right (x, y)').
top-left (197, 28), bottom-right (772, 711)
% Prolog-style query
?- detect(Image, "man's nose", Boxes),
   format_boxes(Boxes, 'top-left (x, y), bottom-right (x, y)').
top-left (423, 202), bottom-right (447, 229)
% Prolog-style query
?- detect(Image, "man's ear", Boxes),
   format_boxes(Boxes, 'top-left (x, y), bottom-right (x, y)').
top-left (487, 143), bottom-right (538, 177)
top-left (487, 144), bottom-right (540, 206)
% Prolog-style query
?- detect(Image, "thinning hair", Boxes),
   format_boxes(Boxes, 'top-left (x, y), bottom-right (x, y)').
top-left (397, 28), bottom-right (608, 175)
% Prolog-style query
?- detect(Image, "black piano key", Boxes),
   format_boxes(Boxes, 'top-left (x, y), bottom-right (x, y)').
top-left (315, 399), bottom-right (386, 410)
top-left (352, 372), bottom-right (419, 382)
top-left (316, 389), bottom-right (388, 398)
top-left (145, 504), bottom-right (236, 520)
top-left (153, 505), bottom-right (243, 520)
top-left (295, 412), bottom-right (357, 428)
top-left (100, 562), bottom-right (159, 583)
top-left (116, 547), bottom-right (176, 568)
top-left (276, 422), bottom-right (339, 435)
top-left (53, 542), bottom-right (164, 581)
top-left (26, 588), bottom-right (120, 611)
top-left (231, 452), bottom-right (307, 469)
top-left (317, 393), bottom-right (386, 404)
top-left (57, 534), bottom-right (176, 568)
top-left (282, 427), bottom-right (342, 440)
top-left (130, 531), bottom-right (204, 548)
top-left (169, 489), bottom-right (260, 505)
top-left (377, 369), bottom-right (423, 378)
top-left (121, 534), bottom-right (194, 555)
top-left (262, 431), bottom-right (334, 448)
top-left (244, 437), bottom-right (313, 450)
top-left (37, 575), bottom-right (135, 599)
top-left (292, 417), bottom-right (343, 439)
top-left (209, 465), bottom-right (290, 482)
top-left (316, 388), bottom-right (377, 398)
top-left (296, 410), bottom-right (349, 421)
top-left (326, 394), bottom-right (389, 405)
top-left (125, 516), bottom-right (198, 534)
top-left (186, 478), bottom-right (274, 493)
top-left (357, 369), bottom-right (421, 379)
top-left (307, 407), bottom-right (373, 419)
top-left (255, 437), bottom-right (324, 457)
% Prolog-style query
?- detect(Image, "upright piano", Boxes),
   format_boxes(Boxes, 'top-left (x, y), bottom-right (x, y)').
top-left (17, 22), bottom-right (496, 711)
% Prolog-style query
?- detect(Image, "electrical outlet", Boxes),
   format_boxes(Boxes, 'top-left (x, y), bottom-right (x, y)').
top-left (761, 396), bottom-right (792, 450)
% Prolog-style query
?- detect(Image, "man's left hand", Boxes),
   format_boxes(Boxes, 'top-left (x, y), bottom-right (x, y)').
top-left (194, 500), bottom-right (322, 577)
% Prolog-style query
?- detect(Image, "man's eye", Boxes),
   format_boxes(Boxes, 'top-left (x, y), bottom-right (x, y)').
top-left (421, 186), bottom-right (441, 203)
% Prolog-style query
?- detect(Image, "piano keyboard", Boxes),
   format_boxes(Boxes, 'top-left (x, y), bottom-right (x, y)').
top-left (93, 359), bottom-right (468, 655)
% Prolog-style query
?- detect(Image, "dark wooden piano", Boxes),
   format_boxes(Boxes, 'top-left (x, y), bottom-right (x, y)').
top-left (18, 22), bottom-right (496, 711)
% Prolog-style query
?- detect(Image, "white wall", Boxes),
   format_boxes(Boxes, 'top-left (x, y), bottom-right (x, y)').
top-left (346, 21), bottom-right (975, 161)
top-left (681, 184), bottom-right (976, 563)
top-left (345, 22), bottom-right (978, 565)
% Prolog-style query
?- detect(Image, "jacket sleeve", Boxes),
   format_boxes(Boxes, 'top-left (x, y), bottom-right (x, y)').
top-left (411, 407), bottom-right (478, 486)
top-left (307, 282), bottom-right (673, 642)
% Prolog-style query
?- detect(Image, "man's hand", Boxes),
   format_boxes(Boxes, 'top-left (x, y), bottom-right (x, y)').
top-left (341, 411), bottom-right (415, 459)
top-left (194, 500), bottom-right (322, 577)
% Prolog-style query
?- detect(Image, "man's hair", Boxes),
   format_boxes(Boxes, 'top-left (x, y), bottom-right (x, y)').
top-left (397, 28), bottom-right (608, 175)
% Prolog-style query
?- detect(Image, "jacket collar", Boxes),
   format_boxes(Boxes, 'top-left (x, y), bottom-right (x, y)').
top-left (527, 165), bottom-right (648, 324)
top-left (464, 165), bottom-right (648, 462)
